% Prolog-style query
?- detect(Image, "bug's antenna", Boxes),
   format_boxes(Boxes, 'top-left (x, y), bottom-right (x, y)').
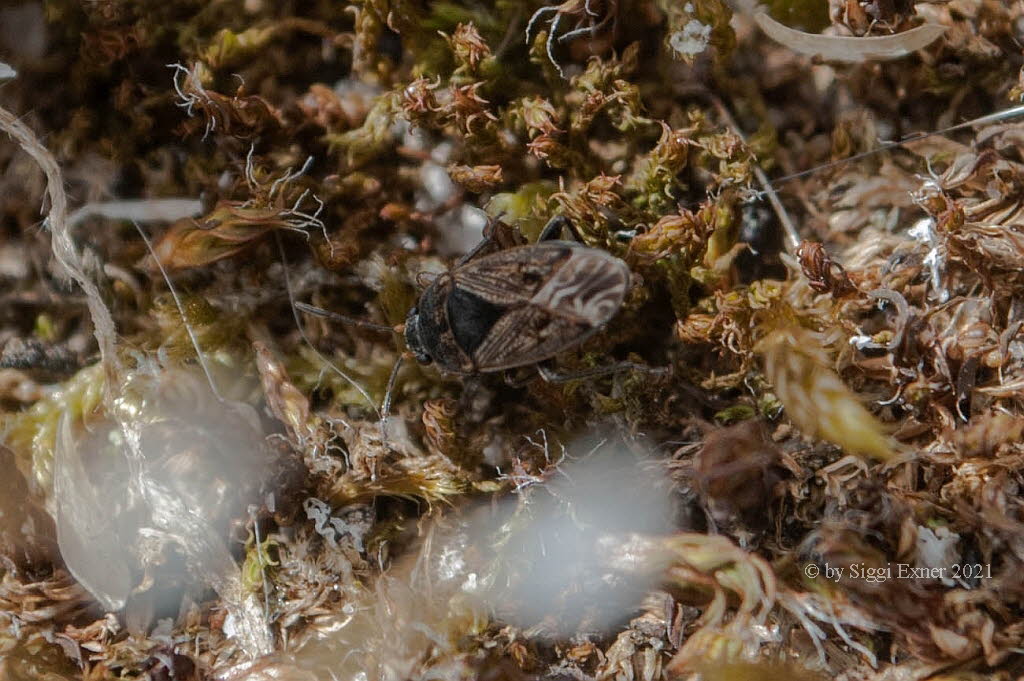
top-left (380, 354), bottom-right (404, 452)
top-left (133, 220), bottom-right (226, 403)
top-left (767, 102), bottom-right (1024, 189)
top-left (293, 302), bottom-right (396, 333)
top-left (702, 100), bottom-right (1024, 254)
top-left (276, 233), bottom-right (381, 419)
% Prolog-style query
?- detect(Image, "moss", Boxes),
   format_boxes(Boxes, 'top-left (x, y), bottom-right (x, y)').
top-left (4, 0), bottom-right (1024, 677)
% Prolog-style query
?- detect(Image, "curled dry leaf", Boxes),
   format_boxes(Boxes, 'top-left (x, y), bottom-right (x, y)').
top-left (254, 341), bottom-right (320, 447)
top-left (664, 532), bottom-right (777, 673)
top-left (757, 326), bottom-right (894, 461)
top-left (0, 570), bottom-right (92, 627)
top-left (442, 22), bottom-right (491, 73)
top-left (753, 12), bottom-right (946, 62)
top-left (797, 241), bottom-right (859, 297)
top-left (421, 397), bottom-right (459, 461)
top-left (632, 206), bottom-right (715, 263)
top-left (143, 202), bottom-right (296, 270)
top-left (446, 163), bottom-right (502, 193)
top-left (170, 63), bottom-right (283, 139)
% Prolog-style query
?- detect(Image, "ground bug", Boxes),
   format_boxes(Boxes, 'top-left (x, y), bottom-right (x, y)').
top-left (295, 215), bottom-right (658, 384)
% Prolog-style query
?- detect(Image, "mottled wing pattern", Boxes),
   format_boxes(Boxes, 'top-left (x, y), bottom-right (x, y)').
top-left (530, 248), bottom-right (629, 325)
top-left (472, 306), bottom-right (591, 369)
top-left (464, 245), bottom-right (630, 370)
top-left (451, 243), bottom-right (572, 305)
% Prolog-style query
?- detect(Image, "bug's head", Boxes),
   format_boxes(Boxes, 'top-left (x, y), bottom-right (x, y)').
top-left (403, 306), bottom-right (433, 365)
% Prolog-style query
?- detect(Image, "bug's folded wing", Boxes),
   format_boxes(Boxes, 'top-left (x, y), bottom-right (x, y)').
top-left (530, 250), bottom-right (629, 325)
top-left (453, 244), bottom-right (631, 370)
top-left (471, 305), bottom-right (592, 369)
top-left (451, 245), bottom-right (571, 304)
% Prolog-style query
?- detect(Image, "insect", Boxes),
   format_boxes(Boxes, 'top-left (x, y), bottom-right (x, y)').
top-left (296, 216), bottom-right (656, 383)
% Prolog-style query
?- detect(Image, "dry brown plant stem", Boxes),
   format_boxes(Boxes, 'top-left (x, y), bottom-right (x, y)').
top-left (0, 103), bottom-right (121, 396)
top-left (710, 96), bottom-right (802, 253)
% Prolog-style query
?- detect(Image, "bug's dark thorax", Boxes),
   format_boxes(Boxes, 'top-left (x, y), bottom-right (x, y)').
top-left (414, 275), bottom-right (480, 374)
top-left (446, 286), bottom-right (506, 359)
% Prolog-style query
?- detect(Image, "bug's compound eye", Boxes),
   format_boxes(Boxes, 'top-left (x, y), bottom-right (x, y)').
top-left (404, 307), bottom-right (433, 365)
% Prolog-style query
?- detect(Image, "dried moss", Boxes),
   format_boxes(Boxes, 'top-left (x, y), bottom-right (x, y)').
top-left (4, 0), bottom-right (1024, 679)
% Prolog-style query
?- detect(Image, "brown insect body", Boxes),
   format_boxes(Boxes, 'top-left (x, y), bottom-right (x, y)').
top-left (404, 240), bottom-right (630, 374)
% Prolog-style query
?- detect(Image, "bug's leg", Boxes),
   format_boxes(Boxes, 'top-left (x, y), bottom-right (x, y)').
top-left (457, 215), bottom-right (505, 266)
top-left (503, 367), bottom-right (536, 388)
top-left (458, 374), bottom-right (492, 417)
top-left (538, 215), bottom-right (567, 241)
top-left (536, 360), bottom-right (670, 384)
top-left (538, 215), bottom-right (585, 243)
top-left (457, 234), bottom-right (499, 266)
